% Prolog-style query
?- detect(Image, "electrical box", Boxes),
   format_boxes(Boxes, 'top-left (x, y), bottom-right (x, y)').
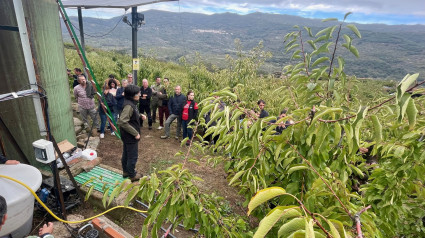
top-left (33, 139), bottom-right (55, 164)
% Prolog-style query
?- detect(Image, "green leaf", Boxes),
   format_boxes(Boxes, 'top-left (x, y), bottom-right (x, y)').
top-left (329, 219), bottom-right (347, 238)
top-left (287, 165), bottom-right (309, 175)
top-left (370, 115), bottom-right (383, 143)
top-left (406, 98), bottom-right (418, 129)
top-left (286, 44), bottom-right (300, 53)
top-left (348, 45), bottom-right (359, 57)
top-left (343, 34), bottom-right (352, 48)
top-left (397, 73), bottom-right (419, 101)
top-left (322, 18), bottom-right (338, 22)
top-left (85, 186), bottom-right (94, 201)
top-left (310, 108), bottom-right (343, 125)
top-left (337, 56), bottom-right (345, 72)
top-left (304, 27), bottom-right (313, 37)
top-left (344, 12), bottom-right (352, 21)
top-left (248, 187), bottom-right (286, 215)
top-left (346, 24), bottom-right (361, 38)
top-left (254, 206), bottom-right (302, 238)
top-left (312, 42), bottom-right (332, 56)
top-left (307, 40), bottom-right (317, 50)
top-left (278, 217), bottom-right (305, 238)
top-left (305, 218), bottom-right (315, 238)
top-left (102, 187), bottom-right (110, 208)
top-left (124, 187), bottom-right (139, 206)
top-left (315, 26), bottom-right (334, 37)
top-left (311, 57), bottom-right (329, 68)
top-left (229, 170), bottom-right (245, 186)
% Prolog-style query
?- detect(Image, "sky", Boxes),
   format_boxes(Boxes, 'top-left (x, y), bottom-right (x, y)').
top-left (65, 0), bottom-right (425, 25)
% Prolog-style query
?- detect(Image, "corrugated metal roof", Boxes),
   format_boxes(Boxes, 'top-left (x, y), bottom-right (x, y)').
top-left (74, 166), bottom-right (126, 196)
top-left (62, 0), bottom-right (177, 9)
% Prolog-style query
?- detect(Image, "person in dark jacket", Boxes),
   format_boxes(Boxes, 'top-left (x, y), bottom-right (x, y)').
top-left (161, 85), bottom-right (186, 139)
top-left (139, 79), bottom-right (153, 130)
top-left (258, 99), bottom-right (269, 118)
top-left (182, 90), bottom-right (199, 145)
top-left (118, 84), bottom-right (146, 181)
top-left (115, 79), bottom-right (128, 114)
top-left (99, 80), bottom-right (117, 139)
top-left (157, 78), bottom-right (170, 129)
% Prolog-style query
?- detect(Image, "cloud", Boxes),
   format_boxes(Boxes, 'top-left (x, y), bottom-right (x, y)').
top-left (65, 0), bottom-right (425, 24)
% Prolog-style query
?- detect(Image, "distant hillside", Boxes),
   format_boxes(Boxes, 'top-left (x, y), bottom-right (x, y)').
top-left (61, 10), bottom-right (425, 80)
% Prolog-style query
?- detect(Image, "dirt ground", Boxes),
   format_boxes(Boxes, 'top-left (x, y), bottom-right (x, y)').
top-left (93, 120), bottom-right (248, 237)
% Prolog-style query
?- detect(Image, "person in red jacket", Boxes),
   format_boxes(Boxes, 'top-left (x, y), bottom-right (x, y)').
top-left (182, 90), bottom-right (198, 146)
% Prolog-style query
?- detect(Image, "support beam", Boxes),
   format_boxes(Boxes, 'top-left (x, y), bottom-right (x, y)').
top-left (12, 0), bottom-right (47, 136)
top-left (77, 7), bottom-right (85, 51)
top-left (132, 6), bottom-right (138, 85)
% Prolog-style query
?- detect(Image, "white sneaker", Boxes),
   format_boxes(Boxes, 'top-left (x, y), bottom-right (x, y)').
top-left (100, 133), bottom-right (105, 139)
top-left (111, 132), bottom-right (115, 136)
top-left (157, 126), bottom-right (163, 130)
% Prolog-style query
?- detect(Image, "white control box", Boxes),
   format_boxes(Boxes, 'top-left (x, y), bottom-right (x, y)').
top-left (33, 139), bottom-right (55, 164)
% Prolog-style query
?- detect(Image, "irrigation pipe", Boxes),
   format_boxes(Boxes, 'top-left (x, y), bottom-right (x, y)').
top-left (0, 175), bottom-right (147, 224)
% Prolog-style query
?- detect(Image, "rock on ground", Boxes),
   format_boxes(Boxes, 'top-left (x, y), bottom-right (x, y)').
top-left (73, 117), bottom-right (83, 126)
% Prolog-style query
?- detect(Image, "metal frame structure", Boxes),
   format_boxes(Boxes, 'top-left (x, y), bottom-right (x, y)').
top-left (61, 0), bottom-right (177, 85)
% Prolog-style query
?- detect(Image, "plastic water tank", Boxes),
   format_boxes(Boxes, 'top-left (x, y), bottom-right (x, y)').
top-left (0, 164), bottom-right (42, 238)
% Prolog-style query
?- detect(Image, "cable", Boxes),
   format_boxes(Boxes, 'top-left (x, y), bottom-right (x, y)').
top-left (0, 175), bottom-right (147, 224)
top-left (68, 11), bottom-right (127, 38)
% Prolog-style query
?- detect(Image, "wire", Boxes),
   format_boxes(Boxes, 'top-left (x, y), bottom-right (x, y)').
top-left (68, 10), bottom-right (127, 38)
top-left (0, 175), bottom-right (147, 224)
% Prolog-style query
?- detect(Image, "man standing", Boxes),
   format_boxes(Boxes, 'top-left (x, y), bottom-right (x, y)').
top-left (139, 79), bottom-right (153, 130)
top-left (74, 75), bottom-right (99, 129)
top-left (115, 79), bottom-right (128, 114)
top-left (67, 68), bottom-right (83, 88)
top-left (161, 85), bottom-right (186, 139)
top-left (157, 78), bottom-right (170, 129)
top-left (127, 73), bottom-right (133, 84)
top-left (151, 77), bottom-right (165, 125)
top-left (258, 99), bottom-right (269, 118)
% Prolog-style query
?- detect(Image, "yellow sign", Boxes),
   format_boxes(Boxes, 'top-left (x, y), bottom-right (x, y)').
top-left (132, 58), bottom-right (140, 70)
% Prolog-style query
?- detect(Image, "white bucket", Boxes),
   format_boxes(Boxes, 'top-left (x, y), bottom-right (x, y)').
top-left (0, 164), bottom-right (42, 238)
top-left (81, 149), bottom-right (97, 161)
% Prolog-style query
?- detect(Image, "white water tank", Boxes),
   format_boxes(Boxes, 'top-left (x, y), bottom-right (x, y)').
top-left (0, 164), bottom-right (42, 238)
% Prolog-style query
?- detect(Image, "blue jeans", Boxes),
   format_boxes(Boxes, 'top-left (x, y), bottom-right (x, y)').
top-left (182, 120), bottom-right (193, 140)
top-left (100, 114), bottom-right (114, 134)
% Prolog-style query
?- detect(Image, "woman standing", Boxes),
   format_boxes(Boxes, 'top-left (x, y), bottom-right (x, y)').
top-left (118, 84), bottom-right (146, 181)
top-left (182, 90), bottom-right (198, 146)
top-left (99, 80), bottom-right (117, 138)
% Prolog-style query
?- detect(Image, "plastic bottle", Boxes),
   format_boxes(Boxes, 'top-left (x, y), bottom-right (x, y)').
top-left (81, 149), bottom-right (97, 161)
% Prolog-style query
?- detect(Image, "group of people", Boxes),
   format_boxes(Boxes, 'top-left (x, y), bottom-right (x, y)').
top-left (116, 79), bottom-right (198, 181)
top-left (69, 70), bottom-right (199, 181)
top-left (256, 99), bottom-right (294, 134)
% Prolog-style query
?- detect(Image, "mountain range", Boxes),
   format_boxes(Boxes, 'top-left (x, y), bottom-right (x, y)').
top-left (61, 10), bottom-right (425, 80)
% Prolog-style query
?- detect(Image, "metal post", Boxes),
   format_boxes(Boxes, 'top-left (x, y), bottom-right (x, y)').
top-left (132, 6), bottom-right (138, 85)
top-left (77, 7), bottom-right (85, 51)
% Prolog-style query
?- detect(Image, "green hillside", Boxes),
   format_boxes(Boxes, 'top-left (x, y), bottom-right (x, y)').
top-left (62, 10), bottom-right (425, 80)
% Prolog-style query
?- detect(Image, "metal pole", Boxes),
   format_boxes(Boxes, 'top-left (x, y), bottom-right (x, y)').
top-left (77, 7), bottom-right (85, 51)
top-left (132, 6), bottom-right (138, 85)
